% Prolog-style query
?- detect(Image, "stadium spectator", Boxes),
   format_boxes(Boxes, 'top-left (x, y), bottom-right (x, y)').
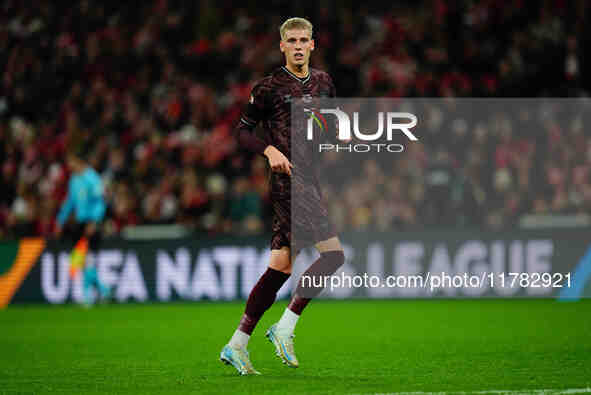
top-left (1, 0), bottom-right (590, 238)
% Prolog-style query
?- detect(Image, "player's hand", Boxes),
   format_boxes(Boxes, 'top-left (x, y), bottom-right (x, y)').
top-left (264, 146), bottom-right (293, 176)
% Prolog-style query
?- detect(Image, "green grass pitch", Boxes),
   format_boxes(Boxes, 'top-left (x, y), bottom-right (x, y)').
top-left (1, 299), bottom-right (590, 394)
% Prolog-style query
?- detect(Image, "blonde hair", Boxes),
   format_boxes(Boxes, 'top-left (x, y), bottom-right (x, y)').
top-left (279, 17), bottom-right (313, 41)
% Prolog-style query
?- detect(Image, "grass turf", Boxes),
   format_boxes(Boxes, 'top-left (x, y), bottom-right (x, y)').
top-left (1, 299), bottom-right (590, 394)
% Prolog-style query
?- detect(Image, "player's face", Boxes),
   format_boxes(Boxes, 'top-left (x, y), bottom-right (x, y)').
top-left (280, 29), bottom-right (314, 68)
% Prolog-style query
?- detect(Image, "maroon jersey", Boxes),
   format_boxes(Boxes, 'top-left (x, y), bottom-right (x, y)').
top-left (236, 66), bottom-right (335, 155)
top-left (234, 66), bottom-right (337, 250)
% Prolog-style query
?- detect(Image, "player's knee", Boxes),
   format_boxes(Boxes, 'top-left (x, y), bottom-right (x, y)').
top-left (269, 262), bottom-right (291, 274)
top-left (269, 249), bottom-right (292, 273)
top-left (269, 260), bottom-right (292, 274)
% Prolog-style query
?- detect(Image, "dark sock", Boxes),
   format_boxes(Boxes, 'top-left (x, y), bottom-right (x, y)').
top-left (287, 295), bottom-right (311, 315)
top-left (288, 250), bottom-right (345, 315)
top-left (238, 267), bottom-right (290, 335)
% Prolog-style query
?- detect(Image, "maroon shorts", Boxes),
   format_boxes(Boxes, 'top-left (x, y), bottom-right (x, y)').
top-left (269, 173), bottom-right (335, 251)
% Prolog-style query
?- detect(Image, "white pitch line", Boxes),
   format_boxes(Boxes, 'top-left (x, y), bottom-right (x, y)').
top-left (365, 388), bottom-right (591, 395)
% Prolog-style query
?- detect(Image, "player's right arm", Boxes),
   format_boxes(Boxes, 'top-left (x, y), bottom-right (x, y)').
top-left (234, 81), bottom-right (292, 176)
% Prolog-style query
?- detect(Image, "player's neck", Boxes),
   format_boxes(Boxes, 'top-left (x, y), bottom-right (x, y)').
top-left (285, 63), bottom-right (309, 78)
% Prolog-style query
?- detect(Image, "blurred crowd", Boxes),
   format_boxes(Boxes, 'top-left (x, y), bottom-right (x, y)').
top-left (318, 99), bottom-right (591, 232)
top-left (1, 0), bottom-right (590, 239)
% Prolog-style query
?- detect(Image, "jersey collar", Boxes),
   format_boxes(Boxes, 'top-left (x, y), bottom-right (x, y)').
top-left (281, 66), bottom-right (311, 84)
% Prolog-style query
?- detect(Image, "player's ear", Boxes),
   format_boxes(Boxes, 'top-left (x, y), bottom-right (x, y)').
top-left (280, 40), bottom-right (285, 53)
top-left (310, 39), bottom-right (315, 51)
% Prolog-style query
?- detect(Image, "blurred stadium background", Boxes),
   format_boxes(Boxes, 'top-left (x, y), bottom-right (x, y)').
top-left (1, 1), bottom-right (591, 394)
top-left (2, 0), bottom-right (591, 237)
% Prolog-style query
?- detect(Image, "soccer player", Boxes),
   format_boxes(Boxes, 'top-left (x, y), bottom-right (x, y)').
top-left (55, 150), bottom-right (111, 306)
top-left (220, 17), bottom-right (345, 375)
